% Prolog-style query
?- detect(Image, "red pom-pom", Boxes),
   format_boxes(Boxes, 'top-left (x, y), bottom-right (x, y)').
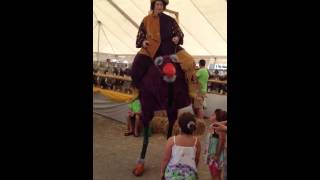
top-left (162, 63), bottom-right (176, 77)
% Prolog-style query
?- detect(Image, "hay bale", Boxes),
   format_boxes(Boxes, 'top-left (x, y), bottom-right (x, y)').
top-left (162, 121), bottom-right (180, 136)
top-left (154, 110), bottom-right (167, 117)
top-left (150, 110), bottom-right (206, 136)
top-left (150, 110), bottom-right (169, 134)
top-left (150, 116), bottom-right (168, 134)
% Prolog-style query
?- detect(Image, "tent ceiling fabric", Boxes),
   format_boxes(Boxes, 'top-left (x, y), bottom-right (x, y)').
top-left (93, 0), bottom-right (227, 57)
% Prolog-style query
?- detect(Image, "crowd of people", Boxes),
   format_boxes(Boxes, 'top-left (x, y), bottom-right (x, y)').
top-left (209, 70), bottom-right (227, 81)
top-left (93, 59), bottom-right (132, 93)
top-left (207, 68), bottom-right (227, 95)
top-left (93, 59), bottom-right (227, 95)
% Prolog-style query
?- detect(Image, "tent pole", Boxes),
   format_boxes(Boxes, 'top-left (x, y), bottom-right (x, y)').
top-left (213, 57), bottom-right (217, 70)
top-left (97, 21), bottom-right (101, 65)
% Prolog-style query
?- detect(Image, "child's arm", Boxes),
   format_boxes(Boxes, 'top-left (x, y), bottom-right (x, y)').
top-left (160, 137), bottom-right (174, 178)
top-left (195, 138), bottom-right (201, 167)
top-left (212, 122), bottom-right (227, 133)
top-left (215, 132), bottom-right (226, 160)
top-left (220, 120), bottom-right (227, 125)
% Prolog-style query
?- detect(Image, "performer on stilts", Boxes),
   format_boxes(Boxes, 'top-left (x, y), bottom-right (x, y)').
top-left (131, 0), bottom-right (201, 176)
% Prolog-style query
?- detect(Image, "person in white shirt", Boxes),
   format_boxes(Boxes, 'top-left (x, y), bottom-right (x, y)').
top-left (160, 112), bottom-right (201, 179)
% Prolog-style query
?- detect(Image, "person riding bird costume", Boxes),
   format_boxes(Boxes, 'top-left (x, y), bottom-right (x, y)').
top-left (131, 0), bottom-right (201, 176)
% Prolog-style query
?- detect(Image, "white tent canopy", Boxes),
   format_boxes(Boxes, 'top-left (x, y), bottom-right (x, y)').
top-left (93, 0), bottom-right (227, 61)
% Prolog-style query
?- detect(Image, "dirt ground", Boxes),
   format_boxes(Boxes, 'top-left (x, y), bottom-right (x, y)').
top-left (93, 113), bottom-right (211, 180)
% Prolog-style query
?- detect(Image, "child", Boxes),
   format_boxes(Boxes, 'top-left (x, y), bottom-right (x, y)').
top-left (124, 97), bottom-right (141, 137)
top-left (212, 121), bottom-right (227, 180)
top-left (204, 109), bottom-right (227, 180)
top-left (160, 112), bottom-right (201, 180)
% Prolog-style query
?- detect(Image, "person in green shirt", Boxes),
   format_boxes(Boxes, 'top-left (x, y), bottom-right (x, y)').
top-left (193, 59), bottom-right (209, 119)
top-left (124, 97), bottom-right (141, 137)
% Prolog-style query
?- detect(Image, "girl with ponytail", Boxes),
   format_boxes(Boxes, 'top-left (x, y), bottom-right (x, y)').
top-left (160, 112), bottom-right (201, 179)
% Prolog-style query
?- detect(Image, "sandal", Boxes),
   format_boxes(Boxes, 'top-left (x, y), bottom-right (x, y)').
top-left (124, 131), bottom-right (133, 136)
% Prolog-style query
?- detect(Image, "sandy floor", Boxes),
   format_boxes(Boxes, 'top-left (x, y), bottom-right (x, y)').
top-left (93, 113), bottom-right (211, 180)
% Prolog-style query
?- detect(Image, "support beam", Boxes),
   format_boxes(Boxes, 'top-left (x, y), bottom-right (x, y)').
top-left (97, 21), bottom-right (101, 63)
top-left (106, 0), bottom-right (139, 29)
